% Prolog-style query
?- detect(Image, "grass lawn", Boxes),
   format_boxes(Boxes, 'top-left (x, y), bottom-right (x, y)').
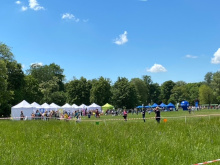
top-left (1, 109), bottom-right (220, 165)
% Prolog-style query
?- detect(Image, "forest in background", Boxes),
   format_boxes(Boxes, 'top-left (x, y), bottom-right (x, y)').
top-left (0, 42), bottom-right (218, 116)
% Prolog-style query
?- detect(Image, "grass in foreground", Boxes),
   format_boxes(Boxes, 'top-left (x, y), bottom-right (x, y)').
top-left (0, 110), bottom-right (220, 165)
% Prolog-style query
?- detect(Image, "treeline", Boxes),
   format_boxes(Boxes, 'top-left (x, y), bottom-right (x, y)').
top-left (0, 43), bottom-right (218, 116)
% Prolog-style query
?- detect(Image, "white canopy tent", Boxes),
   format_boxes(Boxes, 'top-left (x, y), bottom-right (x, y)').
top-left (31, 102), bottom-right (42, 112)
top-left (50, 103), bottom-right (61, 111)
top-left (72, 104), bottom-right (79, 111)
top-left (11, 100), bottom-right (34, 120)
top-left (41, 103), bottom-right (52, 112)
top-left (78, 104), bottom-right (87, 112)
top-left (88, 103), bottom-right (102, 112)
top-left (62, 103), bottom-right (74, 113)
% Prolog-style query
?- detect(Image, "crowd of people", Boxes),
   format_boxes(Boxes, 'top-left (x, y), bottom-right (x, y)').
top-left (20, 109), bottom-right (101, 121)
top-left (19, 107), bottom-right (162, 123)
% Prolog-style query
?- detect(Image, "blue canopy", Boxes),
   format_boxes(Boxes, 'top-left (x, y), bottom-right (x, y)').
top-left (145, 105), bottom-right (151, 108)
top-left (159, 103), bottom-right (167, 108)
top-left (167, 103), bottom-right (175, 108)
top-left (136, 106), bottom-right (143, 108)
top-left (151, 103), bottom-right (158, 108)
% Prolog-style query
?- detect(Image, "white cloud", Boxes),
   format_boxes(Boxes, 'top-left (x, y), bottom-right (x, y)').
top-left (114, 31), bottom-right (128, 45)
top-left (139, 0), bottom-right (148, 1)
top-left (185, 54), bottom-right (198, 59)
top-left (83, 19), bottom-right (89, 23)
top-left (22, 64), bottom-right (25, 69)
top-left (29, 0), bottom-right (44, 11)
top-left (211, 48), bottom-right (220, 64)
top-left (21, 6), bottom-right (28, 11)
top-left (62, 13), bottom-right (80, 22)
top-left (31, 62), bottom-right (43, 67)
top-left (15, 1), bottom-right (21, 4)
top-left (147, 64), bottom-right (167, 73)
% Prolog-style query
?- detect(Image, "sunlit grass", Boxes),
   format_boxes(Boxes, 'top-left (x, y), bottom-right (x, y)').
top-left (0, 109), bottom-right (220, 164)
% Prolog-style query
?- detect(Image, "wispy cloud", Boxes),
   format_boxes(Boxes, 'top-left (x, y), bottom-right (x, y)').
top-left (147, 64), bottom-right (167, 73)
top-left (15, 1), bottom-right (21, 4)
top-left (211, 48), bottom-right (220, 64)
top-left (62, 13), bottom-right (80, 22)
top-left (83, 19), bottom-right (89, 23)
top-left (114, 31), bottom-right (128, 45)
top-left (21, 6), bottom-right (28, 11)
top-left (29, 0), bottom-right (44, 11)
top-left (185, 54), bottom-right (198, 59)
top-left (31, 62), bottom-right (43, 67)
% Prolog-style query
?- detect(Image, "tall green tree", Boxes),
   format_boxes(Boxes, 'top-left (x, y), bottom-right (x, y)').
top-left (160, 80), bottom-right (176, 104)
top-left (111, 77), bottom-right (138, 109)
top-left (130, 78), bottom-right (148, 105)
top-left (199, 84), bottom-right (213, 105)
top-left (204, 72), bottom-right (213, 86)
top-left (66, 77), bottom-right (92, 105)
top-left (90, 77), bottom-right (112, 106)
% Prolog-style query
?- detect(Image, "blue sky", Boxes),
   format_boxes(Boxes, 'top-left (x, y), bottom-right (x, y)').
top-left (1, 0), bottom-right (220, 84)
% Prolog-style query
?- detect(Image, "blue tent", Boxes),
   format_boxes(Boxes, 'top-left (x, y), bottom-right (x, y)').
top-left (136, 106), bottom-right (143, 108)
top-left (159, 103), bottom-right (167, 108)
top-left (151, 103), bottom-right (158, 108)
top-left (167, 103), bottom-right (175, 108)
top-left (145, 105), bottom-right (151, 108)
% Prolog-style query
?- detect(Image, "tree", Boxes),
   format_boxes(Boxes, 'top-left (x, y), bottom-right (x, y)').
top-left (160, 80), bottom-right (176, 104)
top-left (90, 77), bottom-right (112, 106)
top-left (27, 63), bottom-right (65, 91)
top-left (66, 77), bottom-right (91, 105)
top-left (211, 71), bottom-right (220, 96)
top-left (149, 83), bottom-right (161, 104)
top-left (23, 75), bottom-right (42, 104)
top-left (142, 75), bottom-right (152, 104)
top-left (111, 77), bottom-right (138, 109)
top-left (204, 72), bottom-right (213, 86)
top-left (130, 78), bottom-right (148, 105)
top-left (0, 43), bottom-right (14, 61)
top-left (199, 84), bottom-right (213, 105)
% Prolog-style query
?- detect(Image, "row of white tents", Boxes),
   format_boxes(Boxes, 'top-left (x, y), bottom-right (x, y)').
top-left (11, 100), bottom-right (102, 120)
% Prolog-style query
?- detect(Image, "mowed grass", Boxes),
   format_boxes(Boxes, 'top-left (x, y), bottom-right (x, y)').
top-left (1, 110), bottom-right (220, 165)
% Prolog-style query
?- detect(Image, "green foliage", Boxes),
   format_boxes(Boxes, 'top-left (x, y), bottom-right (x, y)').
top-left (199, 84), bottom-right (214, 105)
top-left (0, 43), bottom-right (14, 61)
top-left (66, 77), bottom-right (91, 105)
top-left (130, 78), bottom-right (148, 105)
top-left (90, 77), bottom-right (112, 106)
top-left (161, 80), bottom-right (176, 104)
top-left (111, 77), bottom-right (138, 109)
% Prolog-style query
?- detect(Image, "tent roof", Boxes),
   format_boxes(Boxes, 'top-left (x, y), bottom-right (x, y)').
top-left (72, 104), bottom-right (79, 108)
top-left (79, 104), bottom-right (87, 108)
top-left (41, 103), bottom-right (52, 108)
top-left (62, 103), bottom-right (72, 108)
top-left (12, 100), bottom-right (33, 108)
top-left (31, 102), bottom-right (42, 108)
top-left (88, 103), bottom-right (101, 108)
top-left (159, 103), bottom-right (167, 107)
top-left (167, 103), bottom-right (175, 107)
top-left (50, 103), bottom-right (60, 108)
top-left (151, 103), bottom-right (158, 108)
top-left (102, 103), bottom-right (114, 108)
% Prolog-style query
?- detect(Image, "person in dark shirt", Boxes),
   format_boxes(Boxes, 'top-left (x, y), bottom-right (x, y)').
top-left (155, 107), bottom-right (160, 123)
top-left (142, 108), bottom-right (146, 122)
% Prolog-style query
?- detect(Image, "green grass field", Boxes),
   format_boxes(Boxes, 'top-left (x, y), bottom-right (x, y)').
top-left (1, 109), bottom-right (220, 165)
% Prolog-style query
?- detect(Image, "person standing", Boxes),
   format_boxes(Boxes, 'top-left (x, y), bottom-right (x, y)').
top-left (20, 111), bottom-right (24, 120)
top-left (155, 107), bottom-right (160, 123)
top-left (142, 108), bottom-right (146, 122)
top-left (123, 109), bottom-right (128, 121)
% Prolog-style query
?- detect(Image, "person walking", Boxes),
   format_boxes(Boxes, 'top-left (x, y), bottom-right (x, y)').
top-left (142, 108), bottom-right (146, 122)
top-left (155, 107), bottom-right (160, 123)
top-left (123, 109), bottom-right (128, 121)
